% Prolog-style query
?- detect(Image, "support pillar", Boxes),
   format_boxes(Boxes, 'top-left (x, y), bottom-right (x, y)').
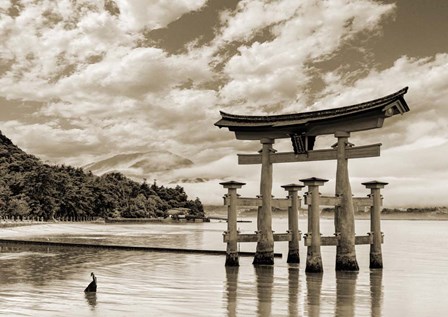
top-left (301, 177), bottom-right (328, 273)
top-left (254, 138), bottom-right (275, 265)
top-left (362, 181), bottom-right (388, 269)
top-left (281, 184), bottom-right (304, 263)
top-left (334, 131), bottom-right (359, 271)
top-left (220, 181), bottom-right (246, 266)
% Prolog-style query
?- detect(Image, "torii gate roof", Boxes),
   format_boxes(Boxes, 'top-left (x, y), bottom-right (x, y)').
top-left (215, 87), bottom-right (409, 140)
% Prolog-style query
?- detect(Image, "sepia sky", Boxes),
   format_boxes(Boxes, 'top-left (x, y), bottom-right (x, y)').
top-left (1, 0), bottom-right (448, 206)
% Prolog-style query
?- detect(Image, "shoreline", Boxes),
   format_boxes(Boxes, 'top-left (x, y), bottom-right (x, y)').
top-left (207, 206), bottom-right (448, 221)
top-left (2, 211), bottom-right (448, 229)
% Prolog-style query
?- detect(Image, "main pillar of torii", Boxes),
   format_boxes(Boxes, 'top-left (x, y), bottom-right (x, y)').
top-left (215, 88), bottom-right (409, 268)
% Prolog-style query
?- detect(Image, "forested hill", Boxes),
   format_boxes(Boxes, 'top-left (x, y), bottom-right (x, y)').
top-left (0, 131), bottom-right (203, 220)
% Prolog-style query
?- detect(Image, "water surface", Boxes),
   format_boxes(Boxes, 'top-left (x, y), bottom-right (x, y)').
top-left (1, 216), bottom-right (447, 316)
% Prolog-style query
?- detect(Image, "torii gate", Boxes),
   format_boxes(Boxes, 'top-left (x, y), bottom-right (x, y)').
top-left (215, 87), bottom-right (409, 269)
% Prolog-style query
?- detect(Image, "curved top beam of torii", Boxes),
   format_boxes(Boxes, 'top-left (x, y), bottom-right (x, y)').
top-left (215, 87), bottom-right (409, 141)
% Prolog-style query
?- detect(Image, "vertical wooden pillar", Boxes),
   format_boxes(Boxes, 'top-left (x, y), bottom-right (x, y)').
top-left (281, 184), bottom-right (304, 263)
top-left (362, 181), bottom-right (387, 269)
top-left (334, 131), bottom-right (359, 271)
top-left (301, 177), bottom-right (328, 273)
top-left (220, 181), bottom-right (246, 266)
top-left (254, 138), bottom-right (275, 265)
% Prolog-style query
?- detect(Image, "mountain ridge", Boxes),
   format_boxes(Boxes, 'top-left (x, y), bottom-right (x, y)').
top-left (83, 150), bottom-right (194, 177)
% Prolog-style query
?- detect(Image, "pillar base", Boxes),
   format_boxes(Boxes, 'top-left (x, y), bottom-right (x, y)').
top-left (306, 255), bottom-right (323, 273)
top-left (225, 252), bottom-right (239, 267)
top-left (253, 251), bottom-right (274, 265)
top-left (287, 250), bottom-right (300, 264)
top-left (369, 252), bottom-right (383, 269)
top-left (335, 254), bottom-right (359, 271)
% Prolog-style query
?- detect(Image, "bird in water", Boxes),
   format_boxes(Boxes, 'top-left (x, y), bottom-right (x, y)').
top-left (84, 272), bottom-right (97, 292)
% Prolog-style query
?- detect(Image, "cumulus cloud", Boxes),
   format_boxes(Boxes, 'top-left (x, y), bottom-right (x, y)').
top-left (1, 0), bottom-right (447, 207)
top-left (312, 53), bottom-right (448, 149)
top-left (115, 0), bottom-right (207, 31)
top-left (215, 0), bottom-right (395, 111)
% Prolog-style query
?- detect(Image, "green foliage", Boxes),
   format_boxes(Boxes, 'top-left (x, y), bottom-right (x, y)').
top-left (0, 131), bottom-right (204, 220)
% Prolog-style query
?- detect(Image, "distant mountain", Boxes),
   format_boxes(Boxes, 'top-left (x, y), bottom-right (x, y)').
top-left (83, 151), bottom-right (193, 178)
top-left (169, 177), bottom-right (209, 184)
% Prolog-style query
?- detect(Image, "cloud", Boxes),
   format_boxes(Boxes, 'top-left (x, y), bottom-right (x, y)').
top-left (312, 53), bottom-right (448, 149)
top-left (1, 0), bottom-right (447, 207)
top-left (0, 119), bottom-right (101, 159)
top-left (214, 0), bottom-right (395, 110)
top-left (115, 0), bottom-right (208, 31)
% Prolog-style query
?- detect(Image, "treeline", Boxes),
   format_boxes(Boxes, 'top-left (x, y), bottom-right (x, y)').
top-left (382, 207), bottom-right (444, 214)
top-left (0, 132), bottom-right (203, 220)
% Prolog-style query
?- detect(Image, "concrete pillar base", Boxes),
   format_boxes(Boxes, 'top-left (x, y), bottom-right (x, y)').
top-left (306, 255), bottom-right (323, 273)
top-left (253, 251), bottom-right (274, 265)
top-left (225, 253), bottom-right (239, 267)
top-left (369, 252), bottom-right (383, 269)
top-left (335, 254), bottom-right (359, 271)
top-left (287, 250), bottom-right (300, 264)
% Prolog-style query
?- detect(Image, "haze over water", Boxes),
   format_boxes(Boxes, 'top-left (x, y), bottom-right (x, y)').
top-left (1, 214), bottom-right (447, 316)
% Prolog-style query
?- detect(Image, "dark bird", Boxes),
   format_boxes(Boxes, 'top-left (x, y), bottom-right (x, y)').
top-left (84, 272), bottom-right (97, 292)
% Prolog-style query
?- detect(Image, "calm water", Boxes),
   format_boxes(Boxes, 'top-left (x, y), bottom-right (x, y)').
top-left (1, 214), bottom-right (448, 316)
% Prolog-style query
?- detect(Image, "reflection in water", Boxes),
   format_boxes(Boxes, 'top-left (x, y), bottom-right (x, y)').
top-left (288, 265), bottom-right (300, 316)
top-left (1, 220), bottom-right (436, 317)
top-left (255, 266), bottom-right (274, 317)
top-left (335, 271), bottom-right (358, 317)
top-left (306, 272), bottom-right (323, 317)
top-left (0, 244), bottom-right (135, 287)
top-left (225, 266), bottom-right (238, 317)
top-left (370, 270), bottom-right (383, 317)
top-left (224, 265), bottom-right (381, 317)
top-left (84, 292), bottom-right (97, 310)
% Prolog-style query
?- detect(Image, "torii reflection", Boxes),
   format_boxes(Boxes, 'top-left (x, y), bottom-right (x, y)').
top-left (224, 266), bottom-right (383, 317)
top-left (335, 271), bottom-right (358, 317)
top-left (255, 266), bottom-right (274, 317)
top-left (225, 266), bottom-right (238, 317)
top-left (370, 270), bottom-right (383, 317)
top-left (306, 272), bottom-right (323, 317)
top-left (288, 265), bottom-right (300, 316)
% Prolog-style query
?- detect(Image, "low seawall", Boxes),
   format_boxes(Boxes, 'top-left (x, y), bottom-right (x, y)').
top-left (0, 238), bottom-right (283, 258)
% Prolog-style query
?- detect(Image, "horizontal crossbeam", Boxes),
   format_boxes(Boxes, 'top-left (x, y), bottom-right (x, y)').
top-left (223, 196), bottom-right (290, 209)
top-left (238, 143), bottom-right (381, 165)
top-left (223, 231), bottom-right (300, 243)
top-left (303, 195), bottom-right (374, 207)
top-left (303, 233), bottom-right (384, 246)
top-left (303, 195), bottom-right (341, 206)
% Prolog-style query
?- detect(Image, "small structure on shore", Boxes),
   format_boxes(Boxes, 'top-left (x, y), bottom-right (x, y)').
top-left (216, 88), bottom-right (410, 270)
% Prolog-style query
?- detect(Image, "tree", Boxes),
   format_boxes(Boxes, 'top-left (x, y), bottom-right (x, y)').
top-left (8, 195), bottom-right (30, 218)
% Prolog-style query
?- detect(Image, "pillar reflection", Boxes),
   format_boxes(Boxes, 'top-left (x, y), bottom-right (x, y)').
top-left (288, 266), bottom-right (300, 316)
top-left (255, 266), bottom-right (274, 317)
top-left (335, 271), bottom-right (358, 317)
top-left (306, 272), bottom-right (323, 317)
top-left (225, 266), bottom-right (239, 317)
top-left (370, 270), bottom-right (383, 317)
